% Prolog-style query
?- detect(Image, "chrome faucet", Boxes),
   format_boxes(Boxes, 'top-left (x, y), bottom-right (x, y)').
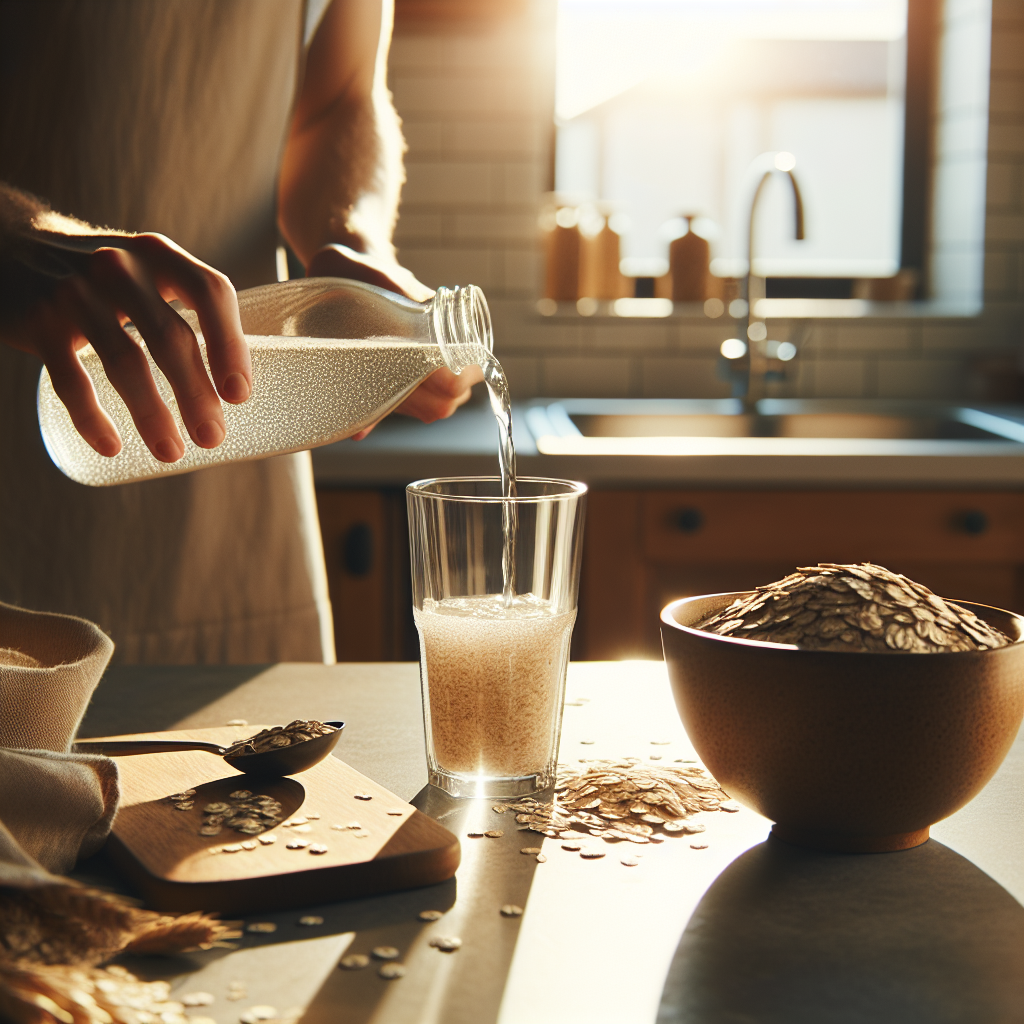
top-left (737, 152), bottom-right (805, 406)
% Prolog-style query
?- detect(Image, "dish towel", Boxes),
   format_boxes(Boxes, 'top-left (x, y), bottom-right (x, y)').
top-left (0, 600), bottom-right (117, 886)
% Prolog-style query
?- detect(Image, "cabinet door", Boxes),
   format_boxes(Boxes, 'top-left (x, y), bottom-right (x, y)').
top-left (316, 489), bottom-right (416, 662)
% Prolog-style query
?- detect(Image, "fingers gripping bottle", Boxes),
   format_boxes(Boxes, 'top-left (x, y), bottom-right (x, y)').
top-left (37, 278), bottom-right (492, 486)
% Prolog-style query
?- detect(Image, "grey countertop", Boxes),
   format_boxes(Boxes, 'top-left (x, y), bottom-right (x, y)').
top-left (311, 400), bottom-right (1024, 490)
top-left (78, 661), bottom-right (1024, 1024)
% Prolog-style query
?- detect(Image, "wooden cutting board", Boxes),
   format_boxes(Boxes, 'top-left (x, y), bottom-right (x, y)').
top-left (99, 726), bottom-right (459, 913)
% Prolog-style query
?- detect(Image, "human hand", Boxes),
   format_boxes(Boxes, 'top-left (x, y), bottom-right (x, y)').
top-left (308, 243), bottom-right (484, 440)
top-left (307, 242), bottom-right (434, 302)
top-left (4, 233), bottom-right (251, 462)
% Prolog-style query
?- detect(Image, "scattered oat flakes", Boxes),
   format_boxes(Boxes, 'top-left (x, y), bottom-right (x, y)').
top-left (339, 955), bottom-right (369, 970)
top-left (561, 841), bottom-right (582, 851)
top-left (354, 794), bottom-right (372, 801)
top-left (690, 843), bottom-right (708, 850)
top-left (500, 905), bottom-right (523, 917)
top-left (246, 922), bottom-right (277, 934)
top-left (484, 830), bottom-right (503, 838)
top-left (429, 937), bottom-right (461, 953)
top-left (418, 910), bottom-right (444, 922)
top-left (283, 817), bottom-right (307, 827)
top-left (387, 809), bottom-right (404, 816)
top-left (520, 847), bottom-right (542, 855)
top-left (227, 719), bottom-right (248, 726)
top-left (239, 1005), bottom-right (277, 1023)
top-left (298, 916), bottom-right (324, 926)
top-left (467, 831), bottom-right (484, 838)
top-left (291, 824), bottom-right (312, 834)
top-left (309, 844), bottom-right (328, 855)
top-left (305, 812), bottom-right (320, 819)
top-left (353, 830), bottom-right (369, 839)
top-left (620, 856), bottom-right (641, 867)
top-left (371, 946), bottom-right (400, 961)
top-left (508, 759), bottom-right (727, 845)
top-left (286, 840), bottom-right (309, 850)
top-left (180, 992), bottom-right (215, 1007)
top-left (258, 834), bottom-right (277, 845)
top-left (720, 802), bottom-right (741, 813)
top-left (579, 849), bottom-right (605, 859)
top-left (580, 740), bottom-right (595, 745)
top-left (535, 853), bottom-right (547, 863)
top-left (222, 844), bottom-right (243, 853)
top-left (240, 841), bottom-right (257, 851)
top-left (378, 963), bottom-right (405, 980)
top-left (230, 790), bottom-right (254, 800)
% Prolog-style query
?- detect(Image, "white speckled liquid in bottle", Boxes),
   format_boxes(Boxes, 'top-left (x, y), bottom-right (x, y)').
top-left (37, 278), bottom-right (493, 487)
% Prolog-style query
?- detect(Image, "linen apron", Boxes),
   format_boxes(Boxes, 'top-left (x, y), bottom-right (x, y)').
top-left (0, 0), bottom-right (336, 664)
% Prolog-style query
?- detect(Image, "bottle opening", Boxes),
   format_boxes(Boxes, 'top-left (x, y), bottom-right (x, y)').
top-left (430, 285), bottom-right (493, 373)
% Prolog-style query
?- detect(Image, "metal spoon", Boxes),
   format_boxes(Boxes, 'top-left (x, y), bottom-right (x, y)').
top-left (75, 721), bottom-right (345, 777)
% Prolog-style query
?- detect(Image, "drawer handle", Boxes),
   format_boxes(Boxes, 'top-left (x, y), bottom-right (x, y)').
top-left (673, 507), bottom-right (704, 533)
top-left (953, 510), bottom-right (989, 536)
top-left (343, 522), bottom-right (375, 576)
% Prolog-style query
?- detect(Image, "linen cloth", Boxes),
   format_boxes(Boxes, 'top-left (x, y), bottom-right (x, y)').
top-left (0, 0), bottom-right (334, 664)
top-left (0, 601), bottom-right (117, 884)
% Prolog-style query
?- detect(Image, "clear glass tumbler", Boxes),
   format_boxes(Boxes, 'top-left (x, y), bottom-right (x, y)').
top-left (407, 477), bottom-right (587, 798)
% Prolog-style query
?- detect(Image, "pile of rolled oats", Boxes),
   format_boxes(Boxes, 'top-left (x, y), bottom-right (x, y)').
top-left (696, 562), bottom-right (1012, 653)
top-left (505, 759), bottom-right (731, 844)
top-left (224, 720), bottom-right (336, 758)
top-left (165, 789), bottom-right (283, 837)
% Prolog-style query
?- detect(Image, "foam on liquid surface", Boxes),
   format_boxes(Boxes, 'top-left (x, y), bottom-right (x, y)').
top-left (415, 594), bottom-right (575, 779)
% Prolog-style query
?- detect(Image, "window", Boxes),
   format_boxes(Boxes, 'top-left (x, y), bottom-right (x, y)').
top-left (555, 0), bottom-right (910, 290)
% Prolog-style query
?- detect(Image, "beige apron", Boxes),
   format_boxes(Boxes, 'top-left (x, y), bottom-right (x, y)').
top-left (0, 0), bottom-right (335, 664)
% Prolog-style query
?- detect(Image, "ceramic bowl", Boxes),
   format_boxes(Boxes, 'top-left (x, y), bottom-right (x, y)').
top-left (660, 593), bottom-right (1024, 852)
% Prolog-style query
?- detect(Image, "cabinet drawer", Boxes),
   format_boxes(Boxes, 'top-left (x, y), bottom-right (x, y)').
top-left (642, 491), bottom-right (1024, 565)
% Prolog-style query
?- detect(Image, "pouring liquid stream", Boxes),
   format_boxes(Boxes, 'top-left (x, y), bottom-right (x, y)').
top-left (482, 355), bottom-right (517, 609)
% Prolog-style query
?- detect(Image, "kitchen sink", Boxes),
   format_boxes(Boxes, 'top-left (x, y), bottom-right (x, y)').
top-left (524, 399), bottom-right (1024, 452)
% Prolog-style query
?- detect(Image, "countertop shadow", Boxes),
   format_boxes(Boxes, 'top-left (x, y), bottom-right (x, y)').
top-left (657, 836), bottom-right (1024, 1024)
top-left (78, 665), bottom-right (271, 737)
top-left (301, 786), bottom-right (540, 1024)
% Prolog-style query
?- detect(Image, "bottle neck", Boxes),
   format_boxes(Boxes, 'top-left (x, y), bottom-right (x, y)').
top-left (428, 285), bottom-right (493, 373)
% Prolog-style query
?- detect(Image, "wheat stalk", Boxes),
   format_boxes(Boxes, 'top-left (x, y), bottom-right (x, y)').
top-left (0, 880), bottom-right (241, 1023)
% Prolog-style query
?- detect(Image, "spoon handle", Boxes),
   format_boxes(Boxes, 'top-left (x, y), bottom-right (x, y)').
top-left (75, 739), bottom-right (228, 756)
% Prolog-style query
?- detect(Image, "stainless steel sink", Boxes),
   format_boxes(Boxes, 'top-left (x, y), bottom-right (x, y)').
top-left (568, 412), bottom-right (1008, 441)
top-left (524, 399), bottom-right (1024, 451)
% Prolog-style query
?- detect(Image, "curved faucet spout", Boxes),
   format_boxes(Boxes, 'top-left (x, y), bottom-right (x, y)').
top-left (738, 152), bottom-right (805, 406)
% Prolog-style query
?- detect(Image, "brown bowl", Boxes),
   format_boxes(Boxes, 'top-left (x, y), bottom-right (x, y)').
top-left (661, 593), bottom-right (1024, 852)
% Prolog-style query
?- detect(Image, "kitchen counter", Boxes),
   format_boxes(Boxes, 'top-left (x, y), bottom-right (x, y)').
top-left (311, 401), bottom-right (1024, 489)
top-left (78, 661), bottom-right (1024, 1024)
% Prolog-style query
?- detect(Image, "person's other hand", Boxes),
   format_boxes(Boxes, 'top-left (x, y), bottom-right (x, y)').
top-left (5, 233), bottom-right (251, 462)
top-left (308, 242), bottom-right (485, 440)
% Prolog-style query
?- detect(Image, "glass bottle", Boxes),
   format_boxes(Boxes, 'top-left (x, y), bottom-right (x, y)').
top-left (37, 278), bottom-right (492, 486)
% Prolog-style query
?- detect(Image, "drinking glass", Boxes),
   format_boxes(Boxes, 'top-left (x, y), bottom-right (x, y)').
top-left (407, 477), bottom-right (587, 798)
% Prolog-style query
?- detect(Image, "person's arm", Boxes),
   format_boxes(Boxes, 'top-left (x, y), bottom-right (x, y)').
top-left (278, 0), bottom-right (482, 432)
top-left (0, 182), bottom-right (251, 462)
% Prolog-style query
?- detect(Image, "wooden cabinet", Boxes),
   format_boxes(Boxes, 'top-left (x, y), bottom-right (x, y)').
top-left (317, 486), bottom-right (1024, 663)
top-left (578, 489), bottom-right (1024, 660)
top-left (315, 489), bottom-right (417, 662)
